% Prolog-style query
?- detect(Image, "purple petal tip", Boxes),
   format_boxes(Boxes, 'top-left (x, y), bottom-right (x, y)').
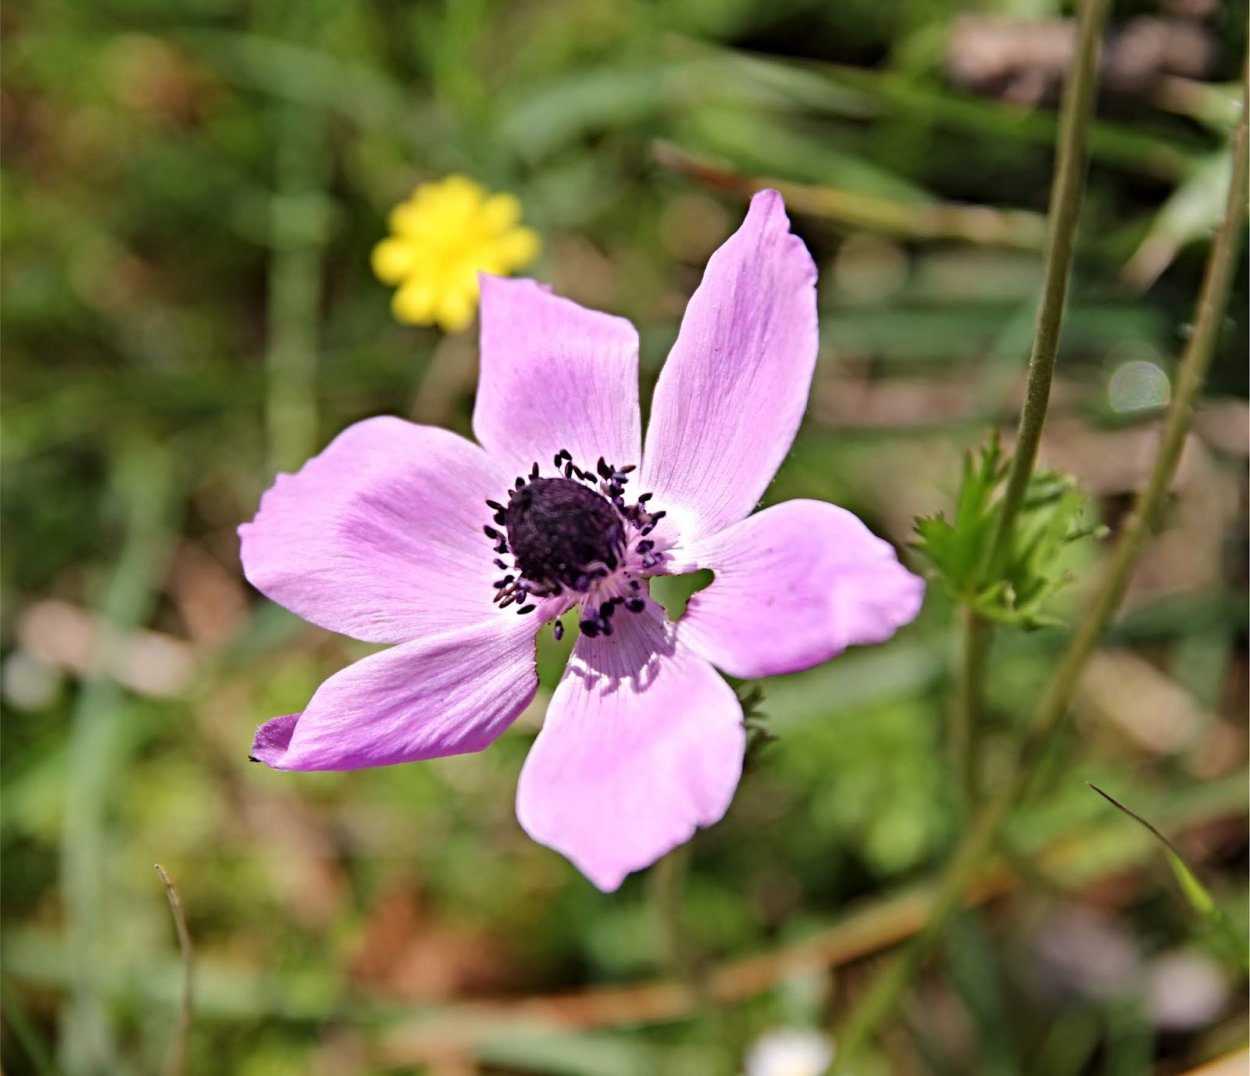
top-left (250, 713), bottom-right (298, 768)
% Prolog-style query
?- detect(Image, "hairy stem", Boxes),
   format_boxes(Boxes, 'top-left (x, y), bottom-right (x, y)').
top-left (951, 0), bottom-right (1111, 815)
top-left (834, 69), bottom-right (1248, 1066)
top-left (988, 0), bottom-right (1111, 567)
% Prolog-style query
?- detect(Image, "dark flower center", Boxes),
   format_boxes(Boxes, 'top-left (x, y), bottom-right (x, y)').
top-left (483, 450), bottom-right (668, 639)
top-left (504, 477), bottom-right (625, 591)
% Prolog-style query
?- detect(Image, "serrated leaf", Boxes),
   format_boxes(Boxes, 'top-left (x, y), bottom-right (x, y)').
top-left (913, 434), bottom-right (1101, 627)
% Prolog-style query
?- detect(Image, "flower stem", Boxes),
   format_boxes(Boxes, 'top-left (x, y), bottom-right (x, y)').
top-left (952, 608), bottom-right (989, 807)
top-left (987, 0), bottom-right (1110, 569)
top-left (834, 68), bottom-right (1248, 1066)
top-left (951, 0), bottom-right (1111, 811)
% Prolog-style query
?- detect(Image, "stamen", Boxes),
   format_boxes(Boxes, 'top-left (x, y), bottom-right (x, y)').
top-left (483, 451), bottom-right (669, 640)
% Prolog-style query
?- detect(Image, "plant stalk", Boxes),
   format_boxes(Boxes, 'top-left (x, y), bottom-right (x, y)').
top-left (834, 68), bottom-right (1248, 1066)
top-left (952, 0), bottom-right (1111, 812)
top-left (952, 608), bottom-right (989, 807)
top-left (988, 0), bottom-right (1110, 569)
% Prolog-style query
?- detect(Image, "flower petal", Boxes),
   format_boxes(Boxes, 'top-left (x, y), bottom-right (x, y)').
top-left (473, 276), bottom-right (641, 475)
top-left (250, 618), bottom-right (539, 770)
top-left (678, 500), bottom-right (925, 679)
top-left (516, 603), bottom-right (744, 891)
top-left (641, 190), bottom-right (818, 543)
top-left (239, 416), bottom-right (512, 644)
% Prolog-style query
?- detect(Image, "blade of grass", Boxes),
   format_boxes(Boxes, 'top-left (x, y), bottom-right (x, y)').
top-left (59, 440), bottom-right (176, 1074)
top-left (1, 977), bottom-right (61, 1076)
top-left (154, 865), bottom-right (194, 1076)
top-left (1088, 785), bottom-right (1248, 967)
top-left (654, 142), bottom-right (1047, 249)
top-left (262, 1), bottom-right (333, 475)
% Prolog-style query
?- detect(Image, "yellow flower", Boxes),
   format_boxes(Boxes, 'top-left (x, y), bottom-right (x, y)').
top-left (371, 175), bottom-right (541, 333)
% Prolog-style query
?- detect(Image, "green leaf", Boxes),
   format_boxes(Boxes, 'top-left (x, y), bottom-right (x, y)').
top-left (1088, 784), bottom-right (1248, 969)
top-left (912, 434), bottom-right (1102, 627)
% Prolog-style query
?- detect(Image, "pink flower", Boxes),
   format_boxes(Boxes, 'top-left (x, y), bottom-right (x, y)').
top-left (241, 191), bottom-right (924, 891)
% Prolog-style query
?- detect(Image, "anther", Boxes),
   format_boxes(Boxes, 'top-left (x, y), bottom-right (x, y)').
top-left (516, 604), bottom-right (536, 615)
top-left (553, 619), bottom-right (564, 641)
top-left (625, 598), bottom-right (645, 613)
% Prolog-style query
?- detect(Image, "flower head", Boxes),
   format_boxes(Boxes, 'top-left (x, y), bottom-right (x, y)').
top-left (242, 191), bottom-right (924, 891)
top-left (371, 175), bottom-right (540, 332)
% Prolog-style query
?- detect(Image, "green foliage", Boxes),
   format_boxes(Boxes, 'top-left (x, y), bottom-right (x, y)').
top-left (913, 435), bottom-right (1105, 629)
top-left (1089, 784), bottom-right (1249, 970)
top-left (2, 0), bottom-right (1244, 1072)
top-left (779, 698), bottom-right (953, 877)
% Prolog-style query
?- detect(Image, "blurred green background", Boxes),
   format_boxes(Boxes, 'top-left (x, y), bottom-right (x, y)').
top-left (3, 0), bottom-right (1247, 1073)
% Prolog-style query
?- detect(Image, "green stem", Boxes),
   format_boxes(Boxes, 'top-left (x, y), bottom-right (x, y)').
top-left (988, 0), bottom-right (1110, 570)
top-left (952, 0), bottom-right (1110, 815)
top-left (834, 70), bottom-right (1249, 1066)
top-left (953, 608), bottom-right (989, 807)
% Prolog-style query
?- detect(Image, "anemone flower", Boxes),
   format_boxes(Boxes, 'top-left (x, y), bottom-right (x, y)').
top-left (242, 191), bottom-right (924, 891)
